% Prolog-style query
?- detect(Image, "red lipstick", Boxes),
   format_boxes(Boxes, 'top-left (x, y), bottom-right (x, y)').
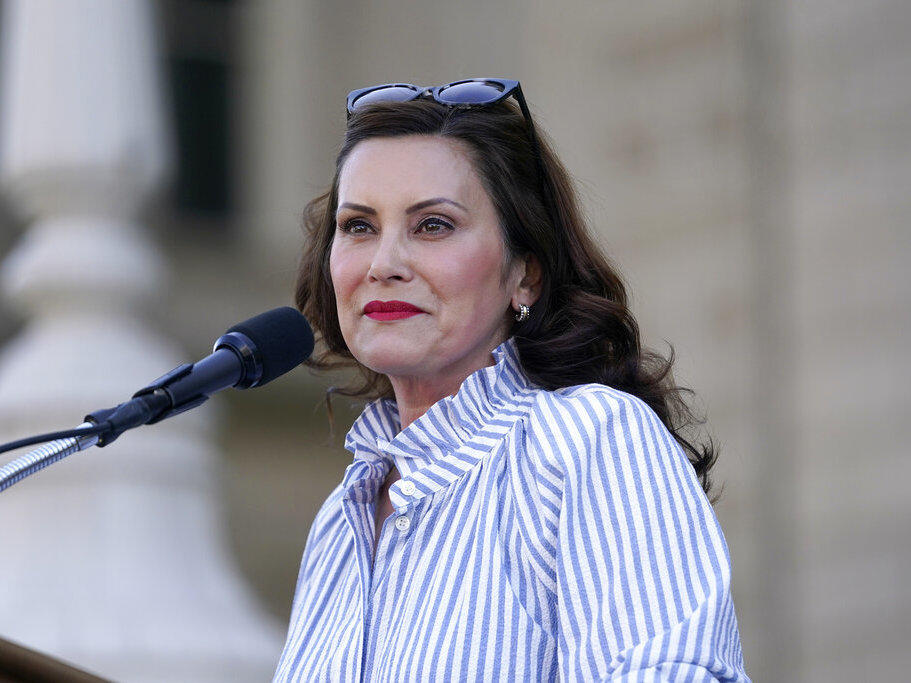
top-left (363, 300), bottom-right (425, 321)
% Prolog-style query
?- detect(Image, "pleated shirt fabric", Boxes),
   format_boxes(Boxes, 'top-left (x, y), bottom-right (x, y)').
top-left (273, 337), bottom-right (749, 682)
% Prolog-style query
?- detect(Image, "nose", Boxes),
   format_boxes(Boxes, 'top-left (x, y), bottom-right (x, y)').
top-left (367, 230), bottom-right (412, 282)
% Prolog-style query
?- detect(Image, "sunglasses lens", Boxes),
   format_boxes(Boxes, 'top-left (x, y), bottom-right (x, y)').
top-left (351, 85), bottom-right (419, 110)
top-left (436, 80), bottom-right (505, 105)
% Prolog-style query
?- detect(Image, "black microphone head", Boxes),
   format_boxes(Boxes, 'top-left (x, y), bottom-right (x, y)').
top-left (223, 307), bottom-right (314, 387)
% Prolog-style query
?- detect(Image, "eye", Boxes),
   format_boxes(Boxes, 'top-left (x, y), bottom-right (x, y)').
top-left (339, 218), bottom-right (374, 235)
top-left (416, 217), bottom-right (454, 235)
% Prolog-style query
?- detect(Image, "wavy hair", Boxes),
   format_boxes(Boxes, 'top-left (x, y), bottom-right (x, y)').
top-left (295, 99), bottom-right (719, 498)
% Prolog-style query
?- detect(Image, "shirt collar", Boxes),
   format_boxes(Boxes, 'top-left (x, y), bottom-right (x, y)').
top-left (341, 336), bottom-right (535, 507)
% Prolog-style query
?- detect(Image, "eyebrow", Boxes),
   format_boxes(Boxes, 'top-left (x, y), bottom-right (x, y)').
top-left (337, 197), bottom-right (468, 216)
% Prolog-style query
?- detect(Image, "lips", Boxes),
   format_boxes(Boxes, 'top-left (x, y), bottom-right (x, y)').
top-left (364, 300), bottom-right (423, 313)
top-left (364, 300), bottom-right (425, 321)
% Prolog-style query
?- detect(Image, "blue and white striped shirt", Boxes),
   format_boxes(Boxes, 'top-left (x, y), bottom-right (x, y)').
top-left (274, 337), bottom-right (748, 681)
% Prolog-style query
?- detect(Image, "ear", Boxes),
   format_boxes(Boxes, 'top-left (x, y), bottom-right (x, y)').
top-left (511, 253), bottom-right (543, 310)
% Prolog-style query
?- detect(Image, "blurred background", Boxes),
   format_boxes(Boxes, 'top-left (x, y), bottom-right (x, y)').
top-left (0, 0), bottom-right (908, 681)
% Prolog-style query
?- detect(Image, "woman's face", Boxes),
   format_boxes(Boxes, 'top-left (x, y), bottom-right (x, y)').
top-left (330, 134), bottom-right (525, 388)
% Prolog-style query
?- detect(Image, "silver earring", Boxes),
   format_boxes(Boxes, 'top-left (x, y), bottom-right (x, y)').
top-left (514, 304), bottom-right (530, 322)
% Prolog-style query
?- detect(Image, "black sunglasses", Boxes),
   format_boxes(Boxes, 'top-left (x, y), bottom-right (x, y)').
top-left (346, 78), bottom-right (531, 122)
top-left (350, 78), bottom-right (539, 147)
top-left (346, 77), bottom-right (548, 195)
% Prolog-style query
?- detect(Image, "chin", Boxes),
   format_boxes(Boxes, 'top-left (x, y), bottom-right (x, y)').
top-left (351, 338), bottom-right (427, 375)
top-left (361, 356), bottom-right (427, 378)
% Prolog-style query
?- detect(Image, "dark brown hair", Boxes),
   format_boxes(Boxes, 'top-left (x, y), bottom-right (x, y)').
top-left (295, 99), bottom-right (718, 498)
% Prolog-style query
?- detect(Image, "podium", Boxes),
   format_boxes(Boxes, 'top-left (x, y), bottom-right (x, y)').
top-left (0, 638), bottom-right (109, 682)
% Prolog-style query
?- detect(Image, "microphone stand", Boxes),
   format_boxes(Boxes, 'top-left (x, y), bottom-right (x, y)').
top-left (0, 423), bottom-right (102, 493)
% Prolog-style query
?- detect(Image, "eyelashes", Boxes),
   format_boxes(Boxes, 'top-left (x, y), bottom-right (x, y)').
top-left (338, 216), bottom-right (455, 236)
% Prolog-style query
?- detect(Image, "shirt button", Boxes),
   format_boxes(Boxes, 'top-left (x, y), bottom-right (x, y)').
top-left (394, 515), bottom-right (411, 532)
top-left (399, 481), bottom-right (416, 496)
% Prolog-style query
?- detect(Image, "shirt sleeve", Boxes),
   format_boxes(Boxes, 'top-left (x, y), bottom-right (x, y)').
top-left (532, 387), bottom-right (749, 681)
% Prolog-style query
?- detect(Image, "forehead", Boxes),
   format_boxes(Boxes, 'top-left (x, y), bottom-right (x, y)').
top-left (337, 135), bottom-right (485, 207)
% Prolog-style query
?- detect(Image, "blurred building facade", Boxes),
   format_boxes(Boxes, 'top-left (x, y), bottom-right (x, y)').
top-left (0, 0), bottom-right (908, 681)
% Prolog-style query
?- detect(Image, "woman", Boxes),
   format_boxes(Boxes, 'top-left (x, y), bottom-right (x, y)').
top-left (274, 79), bottom-right (749, 681)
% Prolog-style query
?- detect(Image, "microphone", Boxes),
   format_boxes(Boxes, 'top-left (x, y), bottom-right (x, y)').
top-left (88, 307), bottom-right (314, 446)
top-left (0, 307), bottom-right (314, 492)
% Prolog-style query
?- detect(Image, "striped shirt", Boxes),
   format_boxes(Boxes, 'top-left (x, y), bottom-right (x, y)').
top-left (274, 337), bottom-right (749, 681)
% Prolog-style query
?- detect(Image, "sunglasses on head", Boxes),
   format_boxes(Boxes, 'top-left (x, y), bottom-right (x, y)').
top-left (347, 78), bottom-right (527, 117)
top-left (346, 77), bottom-right (542, 164)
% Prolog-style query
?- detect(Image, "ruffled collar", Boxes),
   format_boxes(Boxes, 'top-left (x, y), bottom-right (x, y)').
top-left (340, 336), bottom-right (537, 509)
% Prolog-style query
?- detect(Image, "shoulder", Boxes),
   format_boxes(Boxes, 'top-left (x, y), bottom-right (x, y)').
top-left (520, 382), bottom-right (687, 483)
top-left (529, 381), bottom-right (655, 426)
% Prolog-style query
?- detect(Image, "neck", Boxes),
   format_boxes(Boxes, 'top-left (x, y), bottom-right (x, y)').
top-left (388, 342), bottom-right (505, 431)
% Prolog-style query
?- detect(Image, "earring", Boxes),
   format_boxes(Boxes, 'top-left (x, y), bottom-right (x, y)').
top-left (514, 304), bottom-right (530, 322)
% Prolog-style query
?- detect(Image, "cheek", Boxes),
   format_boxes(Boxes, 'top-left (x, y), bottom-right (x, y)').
top-left (328, 243), bottom-right (358, 307)
top-left (468, 236), bottom-right (506, 282)
top-left (434, 239), bottom-right (507, 305)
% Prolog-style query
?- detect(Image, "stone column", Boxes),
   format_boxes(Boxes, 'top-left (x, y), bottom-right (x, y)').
top-left (0, 1), bottom-right (281, 680)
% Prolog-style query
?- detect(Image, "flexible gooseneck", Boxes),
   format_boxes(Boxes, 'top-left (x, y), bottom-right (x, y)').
top-left (0, 423), bottom-right (101, 493)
